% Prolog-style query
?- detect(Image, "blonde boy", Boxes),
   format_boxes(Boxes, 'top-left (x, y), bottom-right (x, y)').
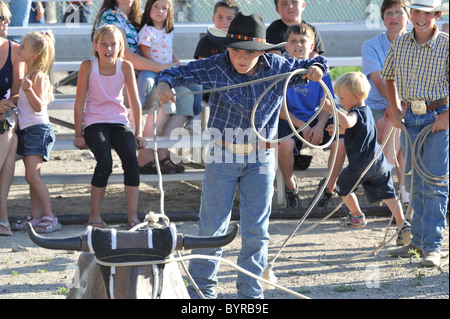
top-left (323, 73), bottom-right (410, 242)
top-left (266, 0), bottom-right (325, 57)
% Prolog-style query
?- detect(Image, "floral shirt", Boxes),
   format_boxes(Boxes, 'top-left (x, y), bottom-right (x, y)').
top-left (139, 25), bottom-right (173, 64)
top-left (97, 7), bottom-right (140, 54)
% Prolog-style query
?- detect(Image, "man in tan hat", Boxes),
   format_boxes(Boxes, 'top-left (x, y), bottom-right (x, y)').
top-left (382, 0), bottom-right (449, 267)
top-left (155, 12), bottom-right (327, 298)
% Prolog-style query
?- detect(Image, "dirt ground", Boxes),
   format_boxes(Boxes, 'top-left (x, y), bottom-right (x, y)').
top-left (1, 79), bottom-right (449, 301)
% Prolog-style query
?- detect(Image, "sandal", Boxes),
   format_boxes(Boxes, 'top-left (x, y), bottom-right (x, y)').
top-left (139, 161), bottom-right (157, 174)
top-left (35, 216), bottom-right (61, 233)
top-left (0, 220), bottom-right (12, 236)
top-left (159, 157), bottom-right (185, 174)
top-left (88, 220), bottom-right (108, 229)
top-left (10, 215), bottom-right (41, 231)
top-left (126, 220), bottom-right (141, 230)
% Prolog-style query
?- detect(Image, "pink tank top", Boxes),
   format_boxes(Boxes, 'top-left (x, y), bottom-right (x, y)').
top-left (83, 57), bottom-right (128, 127)
top-left (17, 76), bottom-right (50, 130)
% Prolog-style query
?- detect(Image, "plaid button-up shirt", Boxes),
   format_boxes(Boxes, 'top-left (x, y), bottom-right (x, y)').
top-left (156, 51), bottom-right (328, 144)
top-left (381, 25), bottom-right (449, 103)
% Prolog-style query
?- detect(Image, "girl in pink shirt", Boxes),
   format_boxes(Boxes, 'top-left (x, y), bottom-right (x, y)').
top-left (13, 30), bottom-right (60, 233)
top-left (74, 25), bottom-right (146, 229)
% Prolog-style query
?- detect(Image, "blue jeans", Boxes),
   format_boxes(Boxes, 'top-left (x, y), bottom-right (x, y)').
top-left (9, 0), bottom-right (31, 27)
top-left (136, 70), bottom-right (195, 115)
top-left (187, 145), bottom-right (276, 299)
top-left (400, 106), bottom-right (449, 253)
top-left (8, 0), bottom-right (31, 43)
top-left (16, 124), bottom-right (55, 162)
top-left (136, 70), bottom-right (157, 108)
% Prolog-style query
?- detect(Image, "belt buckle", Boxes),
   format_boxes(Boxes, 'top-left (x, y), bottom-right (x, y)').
top-left (410, 100), bottom-right (427, 115)
top-left (231, 143), bottom-right (253, 156)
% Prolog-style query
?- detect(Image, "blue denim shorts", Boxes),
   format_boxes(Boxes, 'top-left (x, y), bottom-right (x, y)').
top-left (337, 161), bottom-right (396, 204)
top-left (17, 124), bottom-right (55, 162)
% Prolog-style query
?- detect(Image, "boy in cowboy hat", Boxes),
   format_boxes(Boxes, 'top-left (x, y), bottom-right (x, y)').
top-left (382, 0), bottom-right (449, 267)
top-left (155, 12), bottom-right (328, 299)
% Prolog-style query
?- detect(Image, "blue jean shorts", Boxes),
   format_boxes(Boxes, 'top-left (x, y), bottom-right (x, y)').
top-left (337, 161), bottom-right (396, 204)
top-left (17, 124), bottom-right (55, 162)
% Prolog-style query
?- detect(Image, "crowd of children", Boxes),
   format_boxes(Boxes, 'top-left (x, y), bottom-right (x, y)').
top-left (0, 0), bottom-right (448, 297)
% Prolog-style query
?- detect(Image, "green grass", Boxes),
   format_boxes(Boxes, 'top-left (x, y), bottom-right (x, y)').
top-left (329, 66), bottom-right (363, 81)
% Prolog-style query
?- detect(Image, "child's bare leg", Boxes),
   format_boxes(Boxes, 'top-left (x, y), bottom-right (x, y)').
top-left (278, 139), bottom-right (296, 190)
top-left (383, 197), bottom-right (405, 228)
top-left (29, 185), bottom-right (43, 219)
top-left (125, 185), bottom-right (140, 225)
top-left (23, 155), bottom-right (53, 218)
top-left (89, 185), bottom-right (106, 225)
top-left (326, 139), bottom-right (345, 191)
top-left (342, 193), bottom-right (363, 217)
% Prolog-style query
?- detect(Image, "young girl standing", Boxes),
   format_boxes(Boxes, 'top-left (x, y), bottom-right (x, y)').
top-left (74, 25), bottom-right (146, 229)
top-left (13, 30), bottom-right (60, 233)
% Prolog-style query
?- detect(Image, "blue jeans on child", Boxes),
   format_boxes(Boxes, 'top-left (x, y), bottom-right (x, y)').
top-left (16, 124), bottom-right (55, 162)
top-left (400, 105), bottom-right (449, 253)
top-left (137, 70), bottom-right (202, 114)
top-left (187, 145), bottom-right (276, 299)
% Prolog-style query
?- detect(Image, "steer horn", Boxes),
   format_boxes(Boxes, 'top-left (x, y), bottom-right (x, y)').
top-left (177, 224), bottom-right (239, 250)
top-left (26, 223), bottom-right (239, 252)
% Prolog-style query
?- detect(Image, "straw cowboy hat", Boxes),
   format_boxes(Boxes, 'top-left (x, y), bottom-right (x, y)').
top-left (207, 12), bottom-right (286, 51)
top-left (403, 0), bottom-right (449, 14)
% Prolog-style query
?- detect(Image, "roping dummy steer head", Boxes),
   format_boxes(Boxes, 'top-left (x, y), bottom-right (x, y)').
top-left (26, 223), bottom-right (239, 299)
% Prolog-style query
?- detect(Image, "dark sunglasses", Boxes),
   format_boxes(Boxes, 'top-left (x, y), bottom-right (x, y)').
top-left (0, 15), bottom-right (10, 22)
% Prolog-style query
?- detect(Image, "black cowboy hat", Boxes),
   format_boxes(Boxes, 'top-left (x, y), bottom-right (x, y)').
top-left (207, 12), bottom-right (286, 51)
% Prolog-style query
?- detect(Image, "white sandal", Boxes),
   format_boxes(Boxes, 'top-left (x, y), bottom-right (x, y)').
top-left (35, 216), bottom-right (61, 233)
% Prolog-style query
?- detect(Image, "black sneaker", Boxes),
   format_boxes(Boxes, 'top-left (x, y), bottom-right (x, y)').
top-left (315, 178), bottom-right (335, 208)
top-left (285, 176), bottom-right (302, 209)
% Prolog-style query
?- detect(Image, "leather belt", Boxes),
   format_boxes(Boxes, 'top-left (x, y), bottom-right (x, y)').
top-left (406, 97), bottom-right (449, 114)
top-left (216, 140), bottom-right (280, 156)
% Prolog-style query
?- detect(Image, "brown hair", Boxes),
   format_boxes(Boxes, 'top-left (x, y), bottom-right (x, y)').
top-left (381, 0), bottom-right (411, 20)
top-left (91, 0), bottom-right (142, 41)
top-left (285, 23), bottom-right (315, 43)
top-left (274, 0), bottom-right (304, 9)
top-left (141, 0), bottom-right (175, 33)
top-left (214, 0), bottom-right (239, 15)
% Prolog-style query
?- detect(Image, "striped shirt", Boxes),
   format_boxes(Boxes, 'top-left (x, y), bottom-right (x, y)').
top-left (381, 25), bottom-right (449, 103)
top-left (156, 51), bottom-right (328, 144)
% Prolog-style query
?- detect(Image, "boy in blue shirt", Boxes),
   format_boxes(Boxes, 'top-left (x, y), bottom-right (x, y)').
top-left (155, 12), bottom-right (327, 299)
top-left (278, 23), bottom-right (345, 209)
top-left (322, 72), bottom-right (410, 243)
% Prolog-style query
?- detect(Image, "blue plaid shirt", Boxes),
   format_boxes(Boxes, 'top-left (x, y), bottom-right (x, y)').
top-left (156, 51), bottom-right (328, 144)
